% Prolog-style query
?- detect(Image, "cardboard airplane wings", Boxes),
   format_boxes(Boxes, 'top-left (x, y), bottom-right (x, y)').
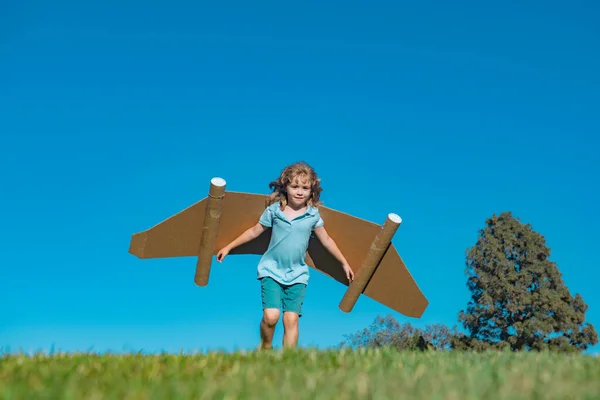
top-left (128, 178), bottom-right (429, 318)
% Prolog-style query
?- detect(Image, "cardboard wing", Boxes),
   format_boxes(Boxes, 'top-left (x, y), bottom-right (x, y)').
top-left (129, 181), bottom-right (428, 318)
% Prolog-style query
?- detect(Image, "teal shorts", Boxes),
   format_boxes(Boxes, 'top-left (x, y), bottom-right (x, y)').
top-left (260, 277), bottom-right (307, 317)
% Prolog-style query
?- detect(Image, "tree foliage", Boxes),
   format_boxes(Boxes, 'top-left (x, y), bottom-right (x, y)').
top-left (458, 211), bottom-right (598, 352)
top-left (340, 315), bottom-right (462, 351)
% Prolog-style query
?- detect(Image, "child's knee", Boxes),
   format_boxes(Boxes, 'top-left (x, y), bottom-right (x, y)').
top-left (283, 312), bottom-right (299, 329)
top-left (263, 308), bottom-right (280, 327)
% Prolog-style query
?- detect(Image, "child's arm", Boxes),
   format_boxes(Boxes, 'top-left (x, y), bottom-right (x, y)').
top-left (313, 226), bottom-right (355, 282)
top-left (216, 222), bottom-right (268, 262)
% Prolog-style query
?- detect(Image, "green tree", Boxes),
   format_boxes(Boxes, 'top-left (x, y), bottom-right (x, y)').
top-left (340, 315), bottom-right (462, 351)
top-left (458, 211), bottom-right (598, 352)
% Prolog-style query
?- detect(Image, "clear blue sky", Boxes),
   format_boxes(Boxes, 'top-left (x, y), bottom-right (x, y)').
top-left (2, 0), bottom-right (599, 355)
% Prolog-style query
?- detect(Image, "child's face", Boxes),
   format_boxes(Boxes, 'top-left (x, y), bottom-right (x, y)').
top-left (286, 175), bottom-right (312, 208)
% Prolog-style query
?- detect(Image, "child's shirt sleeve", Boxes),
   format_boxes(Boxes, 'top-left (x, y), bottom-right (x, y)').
top-left (259, 207), bottom-right (273, 227)
top-left (314, 211), bottom-right (324, 228)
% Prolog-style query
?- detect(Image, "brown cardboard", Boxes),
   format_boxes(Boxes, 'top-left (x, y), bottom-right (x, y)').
top-left (194, 178), bottom-right (226, 286)
top-left (338, 213), bottom-right (401, 313)
top-left (129, 186), bottom-right (428, 318)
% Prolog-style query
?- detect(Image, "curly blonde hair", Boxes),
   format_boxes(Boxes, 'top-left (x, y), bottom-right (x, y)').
top-left (266, 161), bottom-right (323, 210)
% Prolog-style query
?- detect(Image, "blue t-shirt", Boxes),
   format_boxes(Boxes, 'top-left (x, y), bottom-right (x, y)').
top-left (256, 201), bottom-right (324, 286)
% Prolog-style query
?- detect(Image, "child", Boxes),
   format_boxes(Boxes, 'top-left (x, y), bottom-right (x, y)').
top-left (216, 161), bottom-right (354, 349)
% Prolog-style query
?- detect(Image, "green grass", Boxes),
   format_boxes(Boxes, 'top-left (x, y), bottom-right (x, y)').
top-left (1, 348), bottom-right (599, 399)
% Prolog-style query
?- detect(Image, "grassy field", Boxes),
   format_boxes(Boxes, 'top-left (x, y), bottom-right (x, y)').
top-left (1, 348), bottom-right (599, 399)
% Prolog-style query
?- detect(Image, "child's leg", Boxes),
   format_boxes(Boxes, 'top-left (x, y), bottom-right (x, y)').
top-left (282, 312), bottom-right (299, 348)
top-left (259, 277), bottom-right (282, 349)
top-left (260, 309), bottom-right (280, 349)
top-left (281, 283), bottom-right (307, 348)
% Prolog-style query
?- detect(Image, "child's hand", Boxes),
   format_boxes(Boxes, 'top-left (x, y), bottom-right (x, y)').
top-left (216, 247), bottom-right (230, 262)
top-left (342, 263), bottom-right (354, 282)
